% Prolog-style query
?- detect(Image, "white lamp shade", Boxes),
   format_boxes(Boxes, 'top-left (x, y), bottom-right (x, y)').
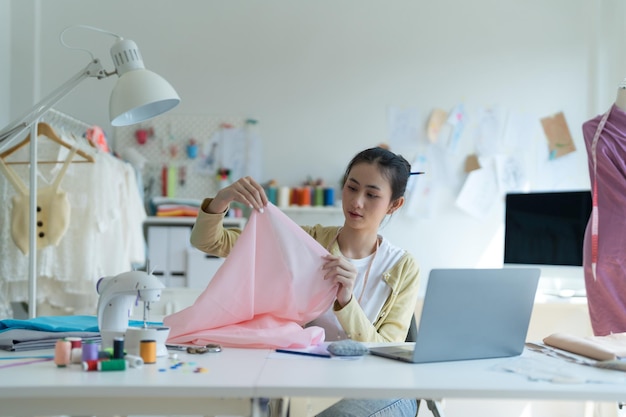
top-left (109, 68), bottom-right (180, 127)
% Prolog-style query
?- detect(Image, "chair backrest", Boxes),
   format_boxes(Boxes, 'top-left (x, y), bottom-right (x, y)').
top-left (405, 314), bottom-right (418, 342)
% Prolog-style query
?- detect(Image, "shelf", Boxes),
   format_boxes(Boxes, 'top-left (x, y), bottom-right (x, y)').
top-left (279, 206), bottom-right (342, 214)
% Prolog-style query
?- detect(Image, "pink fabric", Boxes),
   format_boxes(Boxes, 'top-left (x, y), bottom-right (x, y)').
top-left (163, 203), bottom-right (338, 348)
top-left (582, 105), bottom-right (626, 336)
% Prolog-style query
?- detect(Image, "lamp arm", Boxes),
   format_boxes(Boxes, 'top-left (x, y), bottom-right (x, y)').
top-left (0, 59), bottom-right (111, 150)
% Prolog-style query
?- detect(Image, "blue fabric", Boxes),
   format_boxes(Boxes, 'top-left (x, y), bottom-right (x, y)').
top-left (0, 315), bottom-right (162, 333)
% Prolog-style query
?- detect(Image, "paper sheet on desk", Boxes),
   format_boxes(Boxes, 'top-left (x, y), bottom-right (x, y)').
top-left (164, 203), bottom-right (338, 349)
top-left (495, 350), bottom-right (626, 384)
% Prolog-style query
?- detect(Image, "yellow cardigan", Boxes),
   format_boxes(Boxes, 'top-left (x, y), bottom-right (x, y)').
top-left (190, 198), bottom-right (421, 343)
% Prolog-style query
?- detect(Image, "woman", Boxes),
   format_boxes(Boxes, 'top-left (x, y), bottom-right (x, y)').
top-left (191, 147), bottom-right (420, 416)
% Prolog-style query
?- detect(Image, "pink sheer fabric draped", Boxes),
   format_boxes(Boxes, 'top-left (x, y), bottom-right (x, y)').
top-left (164, 203), bottom-right (338, 348)
top-left (582, 105), bottom-right (626, 336)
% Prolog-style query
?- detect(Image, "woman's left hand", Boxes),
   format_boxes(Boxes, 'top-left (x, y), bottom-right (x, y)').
top-left (322, 254), bottom-right (357, 307)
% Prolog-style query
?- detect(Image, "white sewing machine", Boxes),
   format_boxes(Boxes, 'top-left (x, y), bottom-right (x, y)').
top-left (96, 270), bottom-right (166, 350)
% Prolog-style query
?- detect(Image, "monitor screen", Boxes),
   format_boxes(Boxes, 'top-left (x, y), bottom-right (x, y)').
top-left (504, 191), bottom-right (592, 267)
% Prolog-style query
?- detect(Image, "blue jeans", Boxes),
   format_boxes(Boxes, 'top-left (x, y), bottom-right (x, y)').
top-left (315, 398), bottom-right (418, 417)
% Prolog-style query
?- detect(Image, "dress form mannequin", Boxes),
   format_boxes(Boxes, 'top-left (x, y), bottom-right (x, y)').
top-left (615, 80), bottom-right (626, 111)
top-left (582, 81), bottom-right (626, 336)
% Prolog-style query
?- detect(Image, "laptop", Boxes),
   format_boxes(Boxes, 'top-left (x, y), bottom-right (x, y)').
top-left (369, 268), bottom-right (540, 363)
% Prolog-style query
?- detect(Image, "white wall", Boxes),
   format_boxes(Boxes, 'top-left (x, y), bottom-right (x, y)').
top-left (0, 0), bottom-right (10, 127)
top-left (5, 0), bottom-right (625, 292)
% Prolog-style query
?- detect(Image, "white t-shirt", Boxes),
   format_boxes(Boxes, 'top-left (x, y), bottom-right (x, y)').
top-left (308, 236), bottom-right (405, 341)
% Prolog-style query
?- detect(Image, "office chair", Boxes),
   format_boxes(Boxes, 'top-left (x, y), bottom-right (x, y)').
top-left (406, 315), bottom-right (444, 417)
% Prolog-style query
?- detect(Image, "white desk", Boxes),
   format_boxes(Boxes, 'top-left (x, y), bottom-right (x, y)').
top-left (1, 346), bottom-right (625, 417)
top-left (259, 348), bottom-right (626, 403)
top-left (0, 347), bottom-right (267, 417)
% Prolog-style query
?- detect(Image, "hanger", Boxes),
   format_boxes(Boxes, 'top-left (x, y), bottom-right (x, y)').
top-left (0, 122), bottom-right (95, 165)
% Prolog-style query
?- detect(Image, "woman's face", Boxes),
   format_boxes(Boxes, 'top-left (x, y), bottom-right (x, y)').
top-left (341, 162), bottom-right (397, 232)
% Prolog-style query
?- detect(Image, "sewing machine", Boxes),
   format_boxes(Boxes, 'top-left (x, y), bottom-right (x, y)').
top-left (96, 270), bottom-right (166, 350)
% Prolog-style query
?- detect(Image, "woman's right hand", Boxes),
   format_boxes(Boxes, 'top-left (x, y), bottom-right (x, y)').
top-left (207, 176), bottom-right (268, 214)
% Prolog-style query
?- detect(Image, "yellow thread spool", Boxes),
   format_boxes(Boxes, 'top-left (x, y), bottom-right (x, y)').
top-left (140, 340), bottom-right (157, 364)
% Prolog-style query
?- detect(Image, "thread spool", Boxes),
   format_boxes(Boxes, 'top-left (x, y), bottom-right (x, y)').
top-left (66, 337), bottom-right (82, 349)
top-left (113, 337), bottom-right (125, 359)
top-left (324, 187), bottom-right (335, 206)
top-left (124, 354), bottom-right (144, 369)
top-left (98, 359), bottom-right (127, 371)
top-left (300, 187), bottom-right (311, 206)
top-left (70, 347), bottom-right (83, 364)
top-left (267, 187), bottom-right (277, 205)
top-left (82, 359), bottom-right (100, 372)
top-left (99, 350), bottom-right (112, 360)
top-left (140, 340), bottom-right (157, 364)
top-left (81, 341), bottom-right (99, 362)
top-left (278, 186), bottom-right (290, 208)
top-left (314, 187), bottom-right (324, 206)
top-left (54, 339), bottom-right (71, 367)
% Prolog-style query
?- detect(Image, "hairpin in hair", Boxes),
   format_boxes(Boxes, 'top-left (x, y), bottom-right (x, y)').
top-left (410, 171), bottom-right (425, 176)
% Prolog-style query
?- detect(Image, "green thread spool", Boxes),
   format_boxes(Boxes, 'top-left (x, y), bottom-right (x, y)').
top-left (97, 359), bottom-right (127, 371)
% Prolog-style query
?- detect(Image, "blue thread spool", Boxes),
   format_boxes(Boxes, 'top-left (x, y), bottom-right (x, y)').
top-left (323, 188), bottom-right (335, 206)
top-left (267, 187), bottom-right (277, 205)
top-left (113, 337), bottom-right (125, 359)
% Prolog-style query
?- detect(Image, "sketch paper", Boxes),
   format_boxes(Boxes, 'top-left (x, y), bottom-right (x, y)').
top-left (455, 164), bottom-right (499, 220)
top-left (388, 107), bottom-right (420, 152)
top-left (427, 109), bottom-right (448, 143)
top-left (540, 112), bottom-right (576, 159)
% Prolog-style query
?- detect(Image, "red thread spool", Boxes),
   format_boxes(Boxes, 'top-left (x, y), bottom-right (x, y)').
top-left (66, 336), bottom-right (82, 349)
top-left (82, 359), bottom-right (100, 372)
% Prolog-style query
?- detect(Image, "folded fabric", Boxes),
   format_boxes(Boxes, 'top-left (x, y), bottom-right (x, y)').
top-left (0, 315), bottom-right (161, 351)
top-left (543, 332), bottom-right (626, 361)
top-left (164, 203), bottom-right (338, 349)
top-left (0, 329), bottom-right (100, 351)
top-left (0, 315), bottom-right (100, 333)
top-left (0, 315), bottom-right (161, 333)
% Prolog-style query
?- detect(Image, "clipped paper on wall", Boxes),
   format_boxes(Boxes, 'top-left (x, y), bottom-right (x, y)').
top-left (540, 112), bottom-right (576, 159)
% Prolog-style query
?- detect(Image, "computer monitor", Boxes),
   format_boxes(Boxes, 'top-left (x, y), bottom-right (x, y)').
top-left (503, 190), bottom-right (592, 296)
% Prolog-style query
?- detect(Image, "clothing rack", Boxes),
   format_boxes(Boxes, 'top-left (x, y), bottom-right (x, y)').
top-left (0, 108), bottom-right (95, 318)
top-left (43, 109), bottom-right (93, 147)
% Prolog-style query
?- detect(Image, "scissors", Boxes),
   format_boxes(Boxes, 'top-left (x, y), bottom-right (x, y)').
top-left (186, 344), bottom-right (222, 354)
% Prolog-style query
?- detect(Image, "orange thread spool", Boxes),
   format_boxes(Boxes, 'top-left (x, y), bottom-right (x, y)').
top-left (300, 186), bottom-right (311, 206)
top-left (140, 340), bottom-right (157, 364)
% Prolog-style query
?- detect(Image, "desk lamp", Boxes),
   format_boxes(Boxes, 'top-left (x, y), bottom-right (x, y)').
top-left (0, 25), bottom-right (180, 318)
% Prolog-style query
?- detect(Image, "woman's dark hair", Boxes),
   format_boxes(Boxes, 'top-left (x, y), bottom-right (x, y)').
top-left (341, 147), bottom-right (411, 202)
